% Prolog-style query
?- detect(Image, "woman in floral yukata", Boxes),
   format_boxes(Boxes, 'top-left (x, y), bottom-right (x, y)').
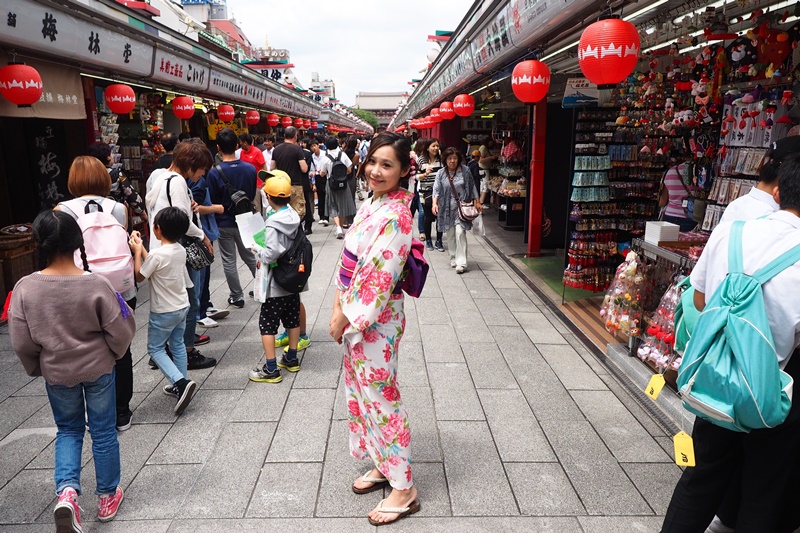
top-left (329, 132), bottom-right (420, 526)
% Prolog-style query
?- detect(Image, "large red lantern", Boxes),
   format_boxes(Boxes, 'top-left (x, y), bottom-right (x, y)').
top-left (281, 116), bottom-right (293, 127)
top-left (303, 119), bottom-right (311, 129)
top-left (294, 117), bottom-right (304, 128)
top-left (430, 108), bottom-right (443, 123)
top-left (217, 104), bottom-right (235, 122)
top-left (104, 84), bottom-right (136, 114)
top-left (578, 17), bottom-right (640, 88)
top-left (267, 113), bottom-right (280, 127)
top-left (311, 121), bottom-right (318, 129)
top-left (453, 94), bottom-right (475, 117)
top-left (0, 63), bottom-right (43, 107)
top-left (439, 101), bottom-right (455, 120)
top-left (172, 96), bottom-right (195, 119)
top-left (511, 60), bottom-right (551, 103)
top-left (245, 110), bottom-right (260, 125)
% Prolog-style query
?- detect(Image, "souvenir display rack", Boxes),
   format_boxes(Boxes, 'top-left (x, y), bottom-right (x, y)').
top-left (496, 127), bottom-right (528, 230)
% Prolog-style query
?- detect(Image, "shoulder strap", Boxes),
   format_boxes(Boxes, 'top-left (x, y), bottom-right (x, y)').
top-left (753, 244), bottom-right (800, 284)
top-left (215, 164), bottom-right (233, 187)
top-left (447, 172), bottom-right (463, 202)
top-left (327, 153), bottom-right (335, 162)
top-left (728, 220), bottom-right (745, 274)
top-left (83, 199), bottom-right (103, 214)
top-left (165, 176), bottom-right (174, 206)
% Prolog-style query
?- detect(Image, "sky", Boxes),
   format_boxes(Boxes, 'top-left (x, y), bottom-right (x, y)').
top-left (228, 0), bottom-right (473, 107)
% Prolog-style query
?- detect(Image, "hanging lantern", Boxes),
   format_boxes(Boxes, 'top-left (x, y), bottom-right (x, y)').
top-left (267, 113), bottom-right (280, 127)
top-left (217, 104), bottom-right (235, 122)
top-left (172, 96), bottom-right (195, 119)
top-left (578, 17), bottom-right (640, 88)
top-left (104, 84), bottom-right (136, 114)
top-left (511, 60), bottom-right (551, 103)
top-left (430, 108), bottom-right (443, 123)
top-left (294, 117), bottom-right (304, 128)
top-left (453, 94), bottom-right (475, 117)
top-left (281, 116), bottom-right (293, 127)
top-left (0, 63), bottom-right (43, 107)
top-left (245, 110), bottom-right (261, 125)
top-left (311, 121), bottom-right (318, 129)
top-left (303, 119), bottom-right (311, 129)
top-left (439, 101), bottom-right (455, 120)
top-left (426, 48), bottom-right (441, 63)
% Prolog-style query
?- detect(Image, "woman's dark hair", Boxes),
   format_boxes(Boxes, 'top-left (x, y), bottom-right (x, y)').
top-left (345, 136), bottom-right (358, 152)
top-left (153, 206), bottom-right (190, 242)
top-left (356, 132), bottom-right (411, 182)
top-left (414, 138), bottom-right (431, 157)
top-left (172, 139), bottom-right (213, 177)
top-left (441, 147), bottom-right (464, 168)
top-left (33, 210), bottom-right (87, 271)
top-left (87, 142), bottom-right (112, 165)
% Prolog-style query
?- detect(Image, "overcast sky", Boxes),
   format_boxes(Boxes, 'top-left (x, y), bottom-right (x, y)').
top-left (228, 0), bottom-right (473, 107)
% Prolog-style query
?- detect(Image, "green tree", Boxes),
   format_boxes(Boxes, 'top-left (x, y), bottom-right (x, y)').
top-left (353, 108), bottom-right (380, 130)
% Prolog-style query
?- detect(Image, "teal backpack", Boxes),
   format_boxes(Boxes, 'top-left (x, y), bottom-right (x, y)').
top-left (673, 276), bottom-right (699, 356)
top-left (677, 220), bottom-right (798, 433)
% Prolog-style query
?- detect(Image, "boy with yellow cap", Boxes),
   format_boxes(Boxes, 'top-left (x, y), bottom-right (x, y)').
top-left (248, 170), bottom-right (304, 383)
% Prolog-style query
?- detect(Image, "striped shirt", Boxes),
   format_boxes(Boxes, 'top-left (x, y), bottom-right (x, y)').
top-left (663, 164), bottom-right (688, 218)
top-left (417, 155), bottom-right (442, 191)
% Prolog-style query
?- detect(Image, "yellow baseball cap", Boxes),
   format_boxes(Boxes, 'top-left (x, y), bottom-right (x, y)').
top-left (261, 169), bottom-right (292, 198)
top-left (471, 150), bottom-right (481, 156)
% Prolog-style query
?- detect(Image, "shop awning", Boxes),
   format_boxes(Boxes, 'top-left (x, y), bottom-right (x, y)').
top-left (0, 53), bottom-right (85, 120)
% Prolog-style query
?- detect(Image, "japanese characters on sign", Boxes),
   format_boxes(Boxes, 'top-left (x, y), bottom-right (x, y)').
top-left (208, 68), bottom-right (265, 106)
top-left (265, 89), bottom-right (294, 113)
top-left (471, 4), bottom-right (513, 74)
top-left (150, 49), bottom-right (210, 91)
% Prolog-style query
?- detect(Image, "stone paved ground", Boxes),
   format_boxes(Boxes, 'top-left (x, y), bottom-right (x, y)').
top-left (0, 219), bottom-right (682, 532)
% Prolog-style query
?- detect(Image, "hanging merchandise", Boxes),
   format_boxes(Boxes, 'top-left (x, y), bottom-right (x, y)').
top-left (217, 104), bottom-right (235, 122)
top-left (430, 108), bottom-right (443, 122)
top-left (281, 116), bottom-right (292, 127)
top-left (439, 101), bottom-right (455, 119)
top-left (453, 94), bottom-right (475, 117)
top-left (511, 60), bottom-right (551, 103)
top-left (0, 62), bottom-right (43, 107)
top-left (245, 110), bottom-right (261, 125)
top-left (637, 278), bottom-right (684, 373)
top-left (267, 113), bottom-right (280, 127)
top-left (578, 17), bottom-right (640, 88)
top-left (103, 84), bottom-right (136, 115)
top-left (171, 96), bottom-right (195, 119)
top-left (599, 251), bottom-right (646, 336)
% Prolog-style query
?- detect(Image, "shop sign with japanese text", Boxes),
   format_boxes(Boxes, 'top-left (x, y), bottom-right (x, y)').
top-left (471, 4), bottom-right (513, 74)
top-left (150, 48), bottom-right (210, 91)
top-left (562, 78), bottom-right (598, 108)
top-left (208, 68), bottom-right (265, 106)
top-left (265, 89), bottom-right (294, 113)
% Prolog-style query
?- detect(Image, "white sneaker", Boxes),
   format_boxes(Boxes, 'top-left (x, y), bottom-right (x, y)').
top-left (450, 260), bottom-right (457, 268)
top-left (322, 219), bottom-right (329, 226)
top-left (455, 266), bottom-right (465, 274)
top-left (197, 317), bottom-right (218, 328)
top-left (336, 227), bottom-right (344, 239)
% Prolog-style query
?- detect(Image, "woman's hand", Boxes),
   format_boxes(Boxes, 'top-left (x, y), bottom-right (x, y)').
top-left (475, 200), bottom-right (482, 213)
top-left (329, 307), bottom-right (350, 344)
top-left (432, 201), bottom-right (439, 216)
top-left (203, 236), bottom-right (213, 254)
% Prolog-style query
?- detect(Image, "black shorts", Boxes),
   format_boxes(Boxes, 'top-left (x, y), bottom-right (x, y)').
top-left (258, 294), bottom-right (301, 336)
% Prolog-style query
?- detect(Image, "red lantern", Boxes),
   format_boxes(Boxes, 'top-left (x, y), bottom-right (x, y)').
top-left (217, 104), bottom-right (235, 122)
top-left (0, 63), bottom-right (43, 107)
top-left (430, 108), bottom-right (443, 123)
top-left (453, 94), bottom-right (475, 117)
top-left (245, 110), bottom-right (261, 125)
top-left (267, 113), bottom-right (280, 127)
top-left (172, 96), bottom-right (195, 119)
top-left (511, 60), bottom-right (551, 103)
top-left (311, 121), bottom-right (318, 129)
top-left (104, 84), bottom-right (136, 114)
top-left (578, 17), bottom-right (640, 87)
top-left (439, 101), bottom-right (455, 120)
top-left (281, 116), bottom-right (293, 127)
top-left (294, 117), bottom-right (304, 128)
top-left (303, 119), bottom-right (311, 129)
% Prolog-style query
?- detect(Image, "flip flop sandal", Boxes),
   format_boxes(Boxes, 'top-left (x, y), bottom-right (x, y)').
top-left (368, 499), bottom-right (421, 526)
top-left (352, 471), bottom-right (389, 494)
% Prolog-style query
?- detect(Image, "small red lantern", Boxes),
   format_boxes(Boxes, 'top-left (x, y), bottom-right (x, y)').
top-left (311, 121), bottom-right (318, 129)
top-left (104, 84), bottom-right (136, 114)
top-left (245, 110), bottom-right (260, 125)
top-left (511, 60), bottom-right (551, 103)
top-left (294, 117), bottom-right (304, 128)
top-left (453, 94), bottom-right (475, 117)
top-left (0, 63), bottom-right (43, 107)
top-left (439, 101), bottom-right (455, 120)
top-left (430, 108), bottom-right (443, 123)
top-left (172, 96), bottom-right (195, 119)
top-left (267, 113), bottom-right (280, 127)
top-left (281, 116), bottom-right (293, 127)
top-left (578, 17), bottom-right (640, 88)
top-left (303, 119), bottom-right (311, 129)
top-left (217, 104), bottom-right (235, 122)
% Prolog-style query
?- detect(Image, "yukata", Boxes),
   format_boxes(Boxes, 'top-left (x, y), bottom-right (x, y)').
top-left (338, 188), bottom-right (415, 490)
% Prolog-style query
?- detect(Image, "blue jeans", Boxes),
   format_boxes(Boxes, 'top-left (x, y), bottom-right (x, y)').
top-left (417, 196), bottom-right (425, 234)
top-left (186, 266), bottom-right (205, 339)
top-left (148, 308), bottom-right (189, 384)
top-left (47, 371), bottom-right (119, 496)
top-left (199, 265), bottom-right (211, 318)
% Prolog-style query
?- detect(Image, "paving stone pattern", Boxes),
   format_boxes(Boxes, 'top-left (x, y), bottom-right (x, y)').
top-left (0, 220), bottom-right (680, 531)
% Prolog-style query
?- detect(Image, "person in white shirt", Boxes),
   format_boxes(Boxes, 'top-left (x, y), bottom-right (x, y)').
top-left (661, 154), bottom-right (800, 532)
top-left (309, 138), bottom-right (328, 225)
top-left (262, 134), bottom-right (275, 172)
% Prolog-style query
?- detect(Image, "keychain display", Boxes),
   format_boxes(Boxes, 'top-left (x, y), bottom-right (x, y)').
top-left (600, 252), bottom-right (647, 337)
top-left (636, 277), bottom-right (685, 372)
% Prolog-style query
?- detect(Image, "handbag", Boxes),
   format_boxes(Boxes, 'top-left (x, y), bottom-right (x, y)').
top-left (165, 176), bottom-right (214, 270)
top-left (447, 171), bottom-right (479, 222)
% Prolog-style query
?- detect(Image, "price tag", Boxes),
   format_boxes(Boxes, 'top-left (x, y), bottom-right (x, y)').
top-left (645, 374), bottom-right (666, 400)
top-left (673, 431), bottom-right (696, 467)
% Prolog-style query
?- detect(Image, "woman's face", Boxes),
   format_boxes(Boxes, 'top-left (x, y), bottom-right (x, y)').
top-left (364, 146), bottom-right (406, 198)
top-left (446, 154), bottom-right (459, 170)
top-left (429, 142), bottom-right (439, 157)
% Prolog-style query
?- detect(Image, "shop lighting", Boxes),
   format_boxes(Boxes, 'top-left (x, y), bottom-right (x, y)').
top-left (481, 114), bottom-right (495, 118)
top-left (80, 73), bottom-right (155, 91)
top-left (623, 0), bottom-right (670, 22)
top-left (540, 40), bottom-right (580, 62)
top-left (468, 74), bottom-right (511, 96)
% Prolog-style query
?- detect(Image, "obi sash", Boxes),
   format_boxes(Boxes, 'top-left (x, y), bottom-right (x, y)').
top-left (339, 247), bottom-right (403, 295)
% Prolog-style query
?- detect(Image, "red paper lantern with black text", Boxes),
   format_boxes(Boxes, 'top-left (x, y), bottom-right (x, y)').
top-left (104, 84), bottom-right (136, 114)
top-left (303, 119), bottom-right (311, 129)
top-left (281, 116), bottom-right (292, 127)
top-left (217, 104), bottom-right (235, 122)
top-left (439, 101), bottom-right (455, 120)
top-left (511, 60), bottom-right (551, 103)
top-left (430, 108), bottom-right (443, 123)
top-left (172, 96), bottom-right (195, 119)
top-left (294, 117), bottom-right (304, 128)
top-left (578, 17), bottom-right (640, 88)
top-left (267, 113), bottom-right (280, 127)
top-left (453, 94), bottom-right (475, 117)
top-left (245, 110), bottom-right (261, 125)
top-left (311, 121), bottom-right (318, 129)
top-left (0, 63), bottom-right (43, 107)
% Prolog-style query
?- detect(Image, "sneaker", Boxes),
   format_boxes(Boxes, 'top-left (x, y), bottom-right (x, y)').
top-left (249, 291), bottom-right (254, 298)
top-left (304, 228), bottom-right (313, 235)
top-left (249, 365), bottom-right (282, 383)
top-left (426, 240), bottom-right (434, 251)
top-left (435, 240), bottom-right (445, 252)
top-left (163, 384), bottom-right (179, 398)
top-left (148, 346), bottom-right (172, 369)
top-left (274, 330), bottom-right (289, 347)
top-left (97, 487), bottom-right (124, 522)
top-left (206, 308), bottom-right (230, 320)
top-left (174, 379), bottom-right (197, 415)
top-left (197, 317), bottom-right (218, 328)
top-left (116, 411), bottom-right (132, 432)
top-left (456, 266), bottom-right (465, 274)
top-left (278, 355), bottom-right (301, 372)
top-left (194, 334), bottom-right (210, 346)
top-left (187, 349), bottom-right (217, 370)
top-left (54, 487), bottom-right (82, 533)
top-left (227, 296), bottom-right (245, 309)
top-left (336, 227), bottom-right (344, 240)
top-left (319, 219), bottom-right (329, 226)
top-left (283, 335), bottom-right (311, 353)
top-left (450, 260), bottom-right (457, 268)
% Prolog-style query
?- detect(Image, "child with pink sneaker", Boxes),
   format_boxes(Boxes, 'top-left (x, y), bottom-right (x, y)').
top-left (7, 210), bottom-right (136, 532)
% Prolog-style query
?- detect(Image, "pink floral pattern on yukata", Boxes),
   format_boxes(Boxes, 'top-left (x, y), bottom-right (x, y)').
top-left (339, 188), bottom-right (414, 490)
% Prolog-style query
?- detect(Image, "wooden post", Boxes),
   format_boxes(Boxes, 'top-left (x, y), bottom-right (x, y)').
top-left (527, 101), bottom-right (547, 257)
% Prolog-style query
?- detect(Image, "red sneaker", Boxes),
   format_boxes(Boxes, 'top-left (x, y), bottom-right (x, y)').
top-left (97, 486), bottom-right (124, 522)
top-left (54, 486), bottom-right (82, 533)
